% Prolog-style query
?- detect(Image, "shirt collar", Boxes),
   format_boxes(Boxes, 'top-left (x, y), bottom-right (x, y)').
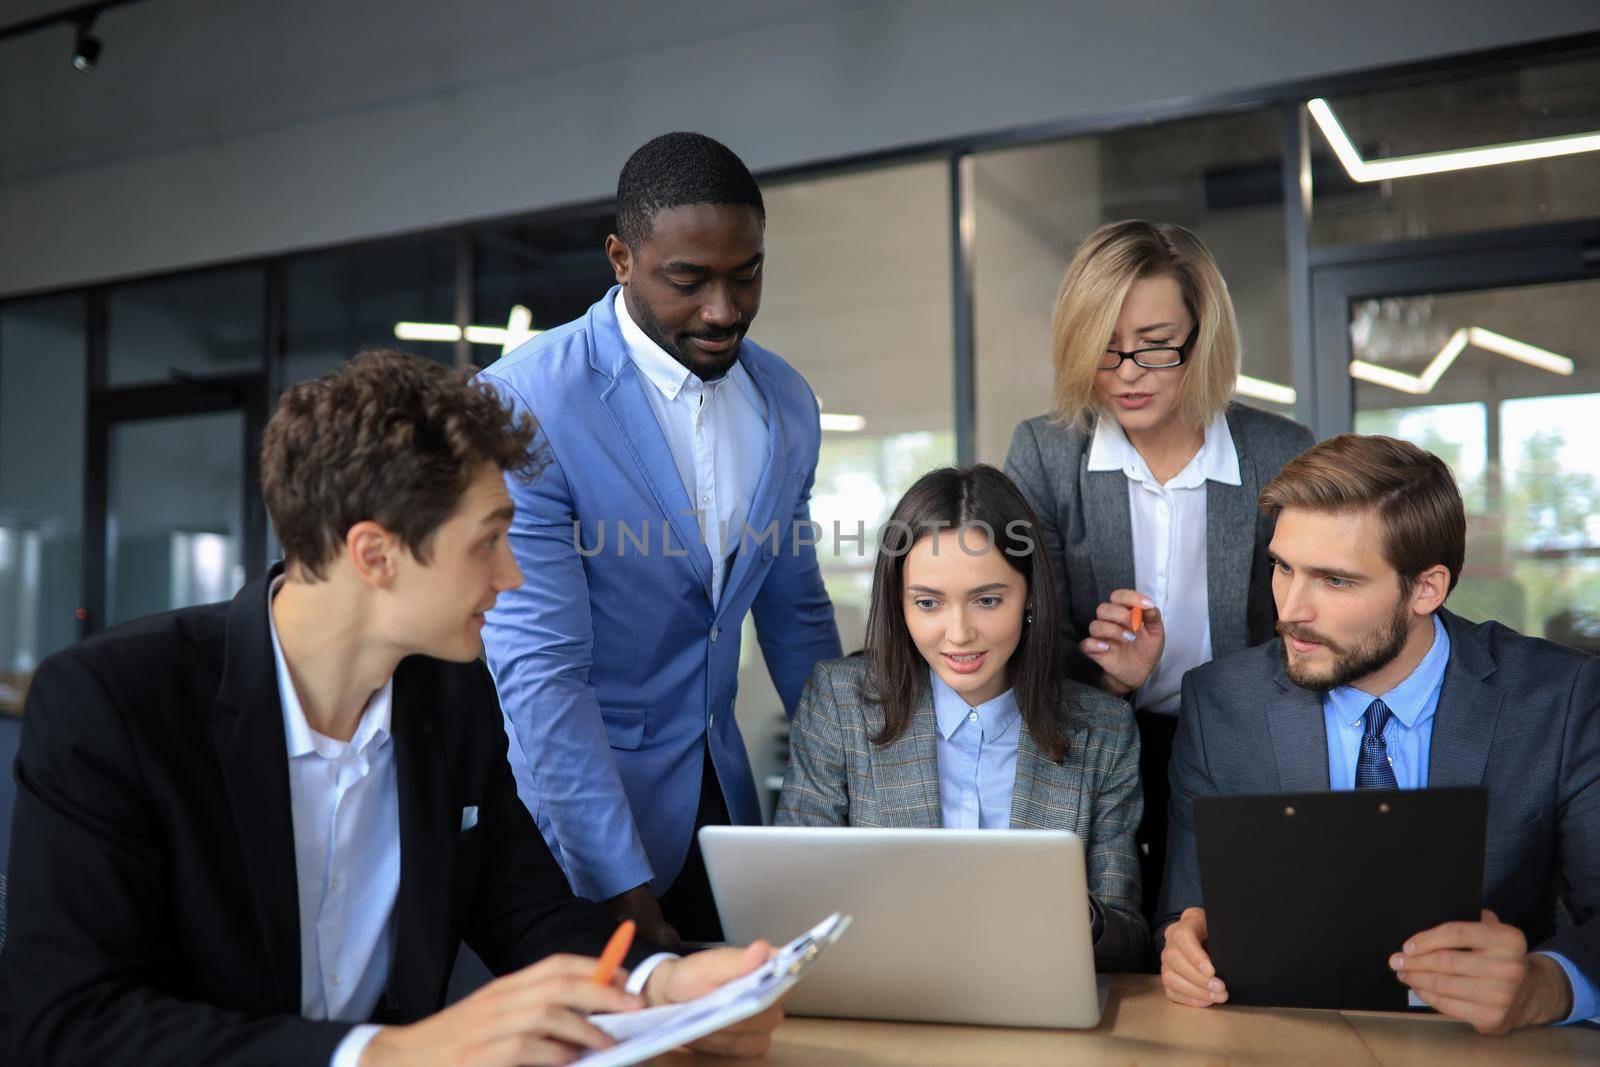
top-left (267, 575), bottom-right (393, 760)
top-left (928, 667), bottom-right (1021, 740)
top-left (615, 289), bottom-right (696, 401)
top-left (614, 289), bottom-right (761, 410)
top-left (1189, 410), bottom-right (1242, 487)
top-left (1329, 613), bottom-right (1451, 730)
top-left (1085, 410), bottom-right (1241, 488)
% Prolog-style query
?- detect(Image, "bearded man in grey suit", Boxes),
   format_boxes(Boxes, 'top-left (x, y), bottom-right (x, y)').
top-left (1157, 434), bottom-right (1599, 1034)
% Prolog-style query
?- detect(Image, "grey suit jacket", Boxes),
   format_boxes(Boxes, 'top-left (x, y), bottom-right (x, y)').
top-left (1004, 403), bottom-right (1314, 687)
top-left (1156, 609), bottom-right (1600, 989)
top-left (775, 656), bottom-right (1149, 972)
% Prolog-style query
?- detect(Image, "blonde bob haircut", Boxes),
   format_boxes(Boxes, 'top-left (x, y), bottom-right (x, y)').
top-left (1050, 220), bottom-right (1240, 430)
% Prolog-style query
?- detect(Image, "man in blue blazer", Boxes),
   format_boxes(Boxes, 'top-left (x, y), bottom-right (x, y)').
top-left (1157, 434), bottom-right (1598, 1034)
top-left (480, 133), bottom-right (841, 946)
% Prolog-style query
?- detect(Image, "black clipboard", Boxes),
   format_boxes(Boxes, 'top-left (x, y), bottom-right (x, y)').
top-left (1194, 787), bottom-right (1486, 1011)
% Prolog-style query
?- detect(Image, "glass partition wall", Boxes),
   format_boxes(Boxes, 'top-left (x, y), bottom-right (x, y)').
top-left (2, 41), bottom-right (1598, 810)
top-left (972, 107), bottom-right (1295, 465)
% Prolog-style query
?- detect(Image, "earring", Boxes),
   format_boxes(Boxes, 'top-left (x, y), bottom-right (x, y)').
top-left (1025, 609), bottom-right (1034, 624)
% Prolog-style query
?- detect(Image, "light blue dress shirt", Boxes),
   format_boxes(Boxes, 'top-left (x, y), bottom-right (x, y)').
top-left (1322, 613), bottom-right (1595, 1025)
top-left (930, 670), bottom-right (1022, 829)
top-left (1322, 614), bottom-right (1449, 793)
top-left (928, 670), bottom-right (1103, 938)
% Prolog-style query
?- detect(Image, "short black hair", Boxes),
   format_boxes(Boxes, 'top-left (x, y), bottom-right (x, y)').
top-left (615, 132), bottom-right (765, 249)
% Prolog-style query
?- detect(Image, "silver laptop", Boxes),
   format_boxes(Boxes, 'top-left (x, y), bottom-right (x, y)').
top-left (699, 826), bottom-right (1104, 1028)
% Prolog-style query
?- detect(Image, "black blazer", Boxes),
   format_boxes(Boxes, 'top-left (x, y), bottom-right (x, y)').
top-left (1155, 608), bottom-right (1600, 986)
top-left (2, 568), bottom-right (656, 1066)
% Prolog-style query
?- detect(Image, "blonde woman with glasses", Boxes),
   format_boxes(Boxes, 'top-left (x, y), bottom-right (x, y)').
top-left (1003, 220), bottom-right (1313, 930)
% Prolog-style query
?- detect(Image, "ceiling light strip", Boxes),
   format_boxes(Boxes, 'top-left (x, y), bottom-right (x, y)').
top-left (1467, 327), bottom-right (1574, 376)
top-left (819, 413), bottom-right (866, 433)
top-left (1234, 375), bottom-right (1297, 406)
top-left (1349, 359), bottom-right (1428, 395)
top-left (394, 305), bottom-right (541, 351)
top-left (1308, 97), bottom-right (1600, 183)
top-left (1417, 328), bottom-right (1469, 393)
top-left (1349, 325), bottom-right (1574, 396)
top-left (394, 322), bottom-right (462, 342)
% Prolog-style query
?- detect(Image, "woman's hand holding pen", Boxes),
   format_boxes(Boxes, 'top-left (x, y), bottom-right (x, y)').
top-left (1084, 589), bottom-right (1164, 697)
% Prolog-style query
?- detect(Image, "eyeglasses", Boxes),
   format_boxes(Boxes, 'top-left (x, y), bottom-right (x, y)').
top-left (1098, 326), bottom-right (1197, 370)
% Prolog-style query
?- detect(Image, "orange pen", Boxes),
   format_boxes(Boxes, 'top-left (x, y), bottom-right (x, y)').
top-left (591, 919), bottom-right (636, 986)
top-left (1129, 606), bottom-right (1144, 633)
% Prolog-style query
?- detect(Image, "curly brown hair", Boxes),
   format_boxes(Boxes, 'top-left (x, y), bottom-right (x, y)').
top-left (261, 349), bottom-right (543, 579)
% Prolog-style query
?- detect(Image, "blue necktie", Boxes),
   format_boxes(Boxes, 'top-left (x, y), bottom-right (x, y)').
top-left (1355, 698), bottom-right (1398, 790)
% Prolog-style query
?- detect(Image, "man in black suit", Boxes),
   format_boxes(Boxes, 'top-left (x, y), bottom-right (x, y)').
top-left (2, 350), bottom-right (782, 1066)
top-left (1157, 434), bottom-right (1598, 1034)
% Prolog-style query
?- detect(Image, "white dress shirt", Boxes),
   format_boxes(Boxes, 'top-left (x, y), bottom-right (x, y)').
top-left (267, 578), bottom-right (399, 1067)
top-left (1086, 411), bottom-right (1241, 714)
top-left (615, 290), bottom-right (770, 605)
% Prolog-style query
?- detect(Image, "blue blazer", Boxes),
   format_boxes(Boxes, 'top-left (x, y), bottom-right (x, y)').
top-left (478, 287), bottom-right (841, 901)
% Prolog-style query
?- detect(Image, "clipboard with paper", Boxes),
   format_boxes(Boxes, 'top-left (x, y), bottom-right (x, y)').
top-left (577, 912), bottom-right (852, 1067)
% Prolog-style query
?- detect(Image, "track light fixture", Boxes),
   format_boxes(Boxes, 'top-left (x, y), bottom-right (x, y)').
top-left (0, 2), bottom-right (147, 76)
top-left (72, 16), bottom-right (102, 74)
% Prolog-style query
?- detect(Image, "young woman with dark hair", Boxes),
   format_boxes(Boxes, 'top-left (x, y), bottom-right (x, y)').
top-left (774, 464), bottom-right (1148, 972)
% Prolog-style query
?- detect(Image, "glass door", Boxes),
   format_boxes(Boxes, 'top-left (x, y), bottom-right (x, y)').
top-left (106, 409), bottom-right (249, 625)
top-left (82, 268), bottom-right (271, 634)
top-left (1310, 224), bottom-right (1600, 650)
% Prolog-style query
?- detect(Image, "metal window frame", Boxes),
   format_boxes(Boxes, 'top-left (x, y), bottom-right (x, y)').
top-left (0, 30), bottom-right (1596, 635)
top-left (1310, 218), bottom-right (1600, 436)
top-left (80, 266), bottom-right (272, 632)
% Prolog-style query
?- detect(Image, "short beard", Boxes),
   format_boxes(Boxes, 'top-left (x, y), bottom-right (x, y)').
top-left (626, 289), bottom-right (685, 362)
top-left (1279, 595), bottom-right (1411, 692)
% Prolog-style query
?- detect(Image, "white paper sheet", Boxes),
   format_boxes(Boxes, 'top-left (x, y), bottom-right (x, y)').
top-left (576, 912), bottom-right (852, 1067)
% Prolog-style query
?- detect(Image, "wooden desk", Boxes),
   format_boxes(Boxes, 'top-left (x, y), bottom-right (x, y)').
top-left (656, 974), bottom-right (1600, 1065)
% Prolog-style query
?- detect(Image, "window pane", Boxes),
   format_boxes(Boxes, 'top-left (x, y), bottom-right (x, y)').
top-left (284, 236), bottom-right (459, 386)
top-left (472, 211), bottom-right (616, 369)
top-left (0, 295), bottom-right (86, 707)
top-left (107, 269), bottom-right (264, 385)
top-left (742, 161), bottom-right (957, 816)
top-left (108, 412), bottom-right (246, 625)
top-left (1350, 278), bottom-right (1600, 651)
top-left (973, 108), bottom-right (1294, 463)
top-left (1311, 55), bottom-right (1600, 246)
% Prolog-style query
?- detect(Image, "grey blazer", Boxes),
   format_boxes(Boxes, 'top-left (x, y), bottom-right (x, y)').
top-left (775, 656), bottom-right (1149, 972)
top-left (1004, 403), bottom-right (1314, 687)
top-left (1155, 609), bottom-right (1600, 987)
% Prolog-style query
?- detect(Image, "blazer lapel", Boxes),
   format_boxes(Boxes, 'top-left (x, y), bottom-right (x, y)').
top-left (1009, 722), bottom-right (1086, 830)
top-left (1266, 643), bottom-right (1332, 792)
top-left (590, 295), bottom-right (715, 600)
top-left (1427, 611), bottom-right (1503, 788)
top-left (210, 570), bottom-right (303, 1012)
top-left (864, 686), bottom-right (943, 828)
top-left (1206, 410), bottom-right (1259, 659)
top-left (384, 658), bottom-right (454, 1018)
top-left (718, 351), bottom-right (787, 616)
top-left (1081, 457), bottom-right (1134, 602)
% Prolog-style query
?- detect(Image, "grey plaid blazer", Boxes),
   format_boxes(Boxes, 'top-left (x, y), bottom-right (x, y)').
top-left (775, 656), bottom-right (1149, 971)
